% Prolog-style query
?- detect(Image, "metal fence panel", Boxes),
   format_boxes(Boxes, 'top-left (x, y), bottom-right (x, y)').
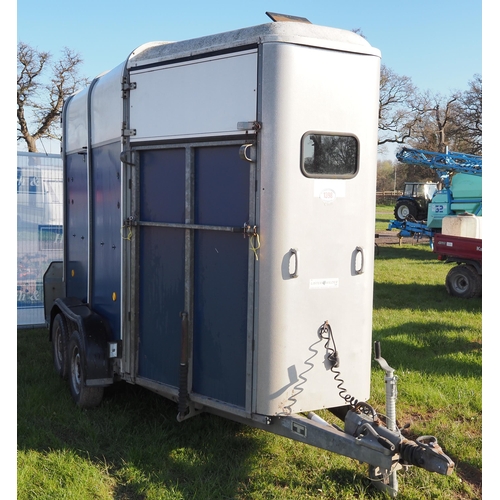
top-left (17, 152), bottom-right (63, 327)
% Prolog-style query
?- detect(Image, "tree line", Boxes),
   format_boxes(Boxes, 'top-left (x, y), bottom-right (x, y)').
top-left (377, 65), bottom-right (481, 191)
top-left (18, 42), bottom-right (481, 190)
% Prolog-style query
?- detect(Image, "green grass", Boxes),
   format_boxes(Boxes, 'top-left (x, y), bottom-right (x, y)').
top-left (375, 204), bottom-right (395, 232)
top-left (371, 244), bottom-right (481, 476)
top-left (17, 207), bottom-right (481, 499)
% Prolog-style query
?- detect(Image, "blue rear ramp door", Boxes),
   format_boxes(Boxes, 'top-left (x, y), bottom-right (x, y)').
top-left (138, 148), bottom-right (186, 388)
top-left (137, 144), bottom-right (251, 409)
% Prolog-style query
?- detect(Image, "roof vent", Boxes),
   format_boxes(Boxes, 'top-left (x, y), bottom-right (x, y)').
top-left (265, 12), bottom-right (311, 23)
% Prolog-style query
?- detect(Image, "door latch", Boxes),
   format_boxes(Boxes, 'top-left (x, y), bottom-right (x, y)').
top-left (239, 144), bottom-right (256, 163)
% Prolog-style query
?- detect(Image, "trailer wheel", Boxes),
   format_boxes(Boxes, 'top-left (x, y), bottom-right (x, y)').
top-left (445, 265), bottom-right (481, 299)
top-left (394, 200), bottom-right (418, 221)
top-left (68, 330), bottom-right (104, 408)
top-left (51, 313), bottom-right (69, 379)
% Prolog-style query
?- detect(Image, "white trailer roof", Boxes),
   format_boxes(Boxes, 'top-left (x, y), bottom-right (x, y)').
top-left (127, 21), bottom-right (380, 70)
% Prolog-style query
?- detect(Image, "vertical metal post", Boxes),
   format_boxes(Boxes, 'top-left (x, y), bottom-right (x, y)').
top-left (178, 311), bottom-right (189, 417)
top-left (177, 146), bottom-right (195, 420)
top-left (127, 149), bottom-right (140, 381)
top-left (373, 341), bottom-right (399, 496)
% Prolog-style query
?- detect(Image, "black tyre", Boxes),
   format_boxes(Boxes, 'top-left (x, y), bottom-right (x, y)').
top-left (51, 313), bottom-right (69, 379)
top-left (476, 272), bottom-right (482, 298)
top-left (445, 265), bottom-right (481, 299)
top-left (68, 330), bottom-right (104, 408)
top-left (394, 200), bottom-right (419, 221)
top-left (466, 264), bottom-right (482, 298)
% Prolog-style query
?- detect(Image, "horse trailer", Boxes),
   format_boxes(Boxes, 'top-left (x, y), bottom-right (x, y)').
top-left (44, 13), bottom-right (454, 496)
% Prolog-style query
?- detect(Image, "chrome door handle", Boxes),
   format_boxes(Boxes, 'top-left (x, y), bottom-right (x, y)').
top-left (289, 248), bottom-right (299, 278)
top-left (355, 246), bottom-right (364, 275)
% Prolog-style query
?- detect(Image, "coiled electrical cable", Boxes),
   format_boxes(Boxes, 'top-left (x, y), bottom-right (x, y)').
top-left (319, 320), bottom-right (362, 409)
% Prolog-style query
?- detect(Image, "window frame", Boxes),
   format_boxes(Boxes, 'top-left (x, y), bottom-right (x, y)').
top-left (300, 131), bottom-right (360, 179)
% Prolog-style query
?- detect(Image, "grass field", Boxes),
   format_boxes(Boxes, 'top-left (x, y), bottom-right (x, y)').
top-left (17, 207), bottom-right (482, 499)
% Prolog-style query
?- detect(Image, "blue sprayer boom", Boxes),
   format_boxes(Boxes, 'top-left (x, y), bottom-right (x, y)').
top-left (395, 147), bottom-right (481, 187)
top-left (388, 147), bottom-right (482, 240)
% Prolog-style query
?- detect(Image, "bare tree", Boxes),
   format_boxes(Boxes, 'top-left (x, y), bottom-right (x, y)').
top-left (453, 74), bottom-right (482, 155)
top-left (17, 42), bottom-right (88, 152)
top-left (408, 85), bottom-right (481, 156)
top-left (378, 64), bottom-right (482, 156)
top-left (377, 66), bottom-right (481, 189)
top-left (407, 91), bottom-right (460, 152)
top-left (378, 64), bottom-right (420, 149)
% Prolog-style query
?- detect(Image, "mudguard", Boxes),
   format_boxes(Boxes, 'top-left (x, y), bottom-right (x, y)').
top-left (49, 297), bottom-right (113, 385)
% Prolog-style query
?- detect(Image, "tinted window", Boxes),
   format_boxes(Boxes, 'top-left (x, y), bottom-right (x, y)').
top-left (302, 133), bottom-right (358, 178)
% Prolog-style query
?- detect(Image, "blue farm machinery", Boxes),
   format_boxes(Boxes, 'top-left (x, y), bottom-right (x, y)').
top-left (388, 147), bottom-right (482, 241)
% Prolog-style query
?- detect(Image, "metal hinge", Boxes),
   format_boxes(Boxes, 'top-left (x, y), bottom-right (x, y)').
top-left (122, 128), bottom-right (137, 137)
top-left (237, 121), bottom-right (262, 132)
top-left (122, 82), bottom-right (137, 99)
top-left (122, 82), bottom-right (137, 91)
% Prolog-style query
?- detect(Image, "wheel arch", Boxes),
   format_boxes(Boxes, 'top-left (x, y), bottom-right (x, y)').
top-left (48, 302), bottom-right (67, 342)
top-left (442, 257), bottom-right (482, 275)
top-left (49, 297), bottom-right (114, 385)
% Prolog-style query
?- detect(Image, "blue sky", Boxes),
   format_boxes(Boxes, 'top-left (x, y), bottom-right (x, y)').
top-left (17, 0), bottom-right (482, 97)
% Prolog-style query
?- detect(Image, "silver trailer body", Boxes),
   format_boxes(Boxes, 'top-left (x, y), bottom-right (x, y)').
top-left (48, 17), bottom-right (453, 496)
top-left (63, 20), bottom-right (380, 415)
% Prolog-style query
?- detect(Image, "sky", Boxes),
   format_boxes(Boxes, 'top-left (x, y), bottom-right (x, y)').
top-left (16, 0), bottom-right (482, 97)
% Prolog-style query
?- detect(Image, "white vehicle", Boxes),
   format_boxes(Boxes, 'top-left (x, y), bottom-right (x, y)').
top-left (17, 152), bottom-right (63, 227)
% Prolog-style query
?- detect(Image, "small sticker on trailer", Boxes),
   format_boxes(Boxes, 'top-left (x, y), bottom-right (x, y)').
top-left (309, 278), bottom-right (339, 289)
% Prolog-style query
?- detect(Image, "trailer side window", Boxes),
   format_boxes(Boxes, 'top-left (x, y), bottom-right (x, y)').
top-left (301, 133), bottom-right (358, 178)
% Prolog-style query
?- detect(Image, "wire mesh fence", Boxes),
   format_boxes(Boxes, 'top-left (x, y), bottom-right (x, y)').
top-left (17, 152), bottom-right (63, 327)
